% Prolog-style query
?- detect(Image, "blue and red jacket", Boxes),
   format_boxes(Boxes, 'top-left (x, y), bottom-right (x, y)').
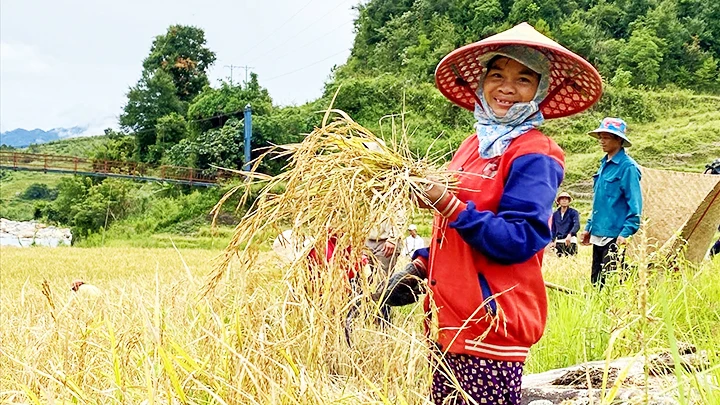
top-left (413, 129), bottom-right (564, 362)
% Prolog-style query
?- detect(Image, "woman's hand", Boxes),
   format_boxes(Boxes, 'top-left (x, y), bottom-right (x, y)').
top-left (415, 183), bottom-right (448, 210)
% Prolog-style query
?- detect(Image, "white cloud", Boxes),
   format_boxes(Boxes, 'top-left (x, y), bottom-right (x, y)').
top-left (0, 42), bottom-right (53, 74)
top-left (0, 0), bottom-right (357, 132)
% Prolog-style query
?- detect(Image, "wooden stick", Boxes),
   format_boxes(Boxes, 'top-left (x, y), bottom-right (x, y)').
top-left (544, 281), bottom-right (583, 296)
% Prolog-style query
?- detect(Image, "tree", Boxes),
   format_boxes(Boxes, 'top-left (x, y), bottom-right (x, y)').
top-left (120, 25), bottom-right (216, 162)
top-left (619, 27), bottom-right (665, 86)
top-left (120, 70), bottom-right (185, 160)
top-left (94, 129), bottom-right (136, 162)
top-left (155, 113), bottom-right (189, 146)
top-left (555, 13), bottom-right (599, 57)
top-left (695, 55), bottom-right (719, 91)
top-left (194, 118), bottom-right (245, 174)
top-left (44, 177), bottom-right (134, 238)
top-left (452, 0), bottom-right (505, 42)
top-left (634, 0), bottom-right (692, 86)
top-left (187, 73), bottom-right (273, 134)
top-left (143, 25), bottom-right (216, 103)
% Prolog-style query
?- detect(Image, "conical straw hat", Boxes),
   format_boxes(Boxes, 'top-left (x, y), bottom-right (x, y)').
top-left (434, 22), bottom-right (603, 119)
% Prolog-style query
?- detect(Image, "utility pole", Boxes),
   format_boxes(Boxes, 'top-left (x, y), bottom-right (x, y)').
top-left (224, 64), bottom-right (254, 86)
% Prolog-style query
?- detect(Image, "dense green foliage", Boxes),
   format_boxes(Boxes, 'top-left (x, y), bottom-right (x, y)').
top-left (343, 0), bottom-right (720, 91)
top-left (17, 173), bottom-right (245, 242)
top-left (116, 26), bottom-right (306, 170)
top-left (119, 25), bottom-right (216, 162)
top-left (120, 70), bottom-right (187, 161)
top-left (143, 25), bottom-right (217, 103)
top-left (20, 183), bottom-right (57, 200)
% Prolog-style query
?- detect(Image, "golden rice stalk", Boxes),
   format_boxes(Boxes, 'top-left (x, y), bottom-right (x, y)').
top-left (203, 108), bottom-right (455, 295)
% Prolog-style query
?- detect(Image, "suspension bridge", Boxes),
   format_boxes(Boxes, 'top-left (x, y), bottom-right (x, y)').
top-left (0, 151), bottom-right (230, 187)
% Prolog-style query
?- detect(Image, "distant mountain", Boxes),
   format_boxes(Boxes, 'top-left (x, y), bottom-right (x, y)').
top-left (0, 126), bottom-right (88, 148)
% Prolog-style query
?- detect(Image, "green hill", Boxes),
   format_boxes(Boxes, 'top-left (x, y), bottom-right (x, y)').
top-left (22, 135), bottom-right (112, 158)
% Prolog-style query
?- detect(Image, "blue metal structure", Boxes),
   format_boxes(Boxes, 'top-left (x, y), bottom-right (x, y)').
top-left (244, 104), bottom-right (252, 171)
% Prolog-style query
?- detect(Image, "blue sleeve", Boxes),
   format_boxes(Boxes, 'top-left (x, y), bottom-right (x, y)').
top-left (620, 164), bottom-right (643, 238)
top-left (571, 209), bottom-right (581, 235)
top-left (449, 154), bottom-right (564, 264)
top-left (550, 210), bottom-right (557, 237)
top-left (411, 247), bottom-right (429, 261)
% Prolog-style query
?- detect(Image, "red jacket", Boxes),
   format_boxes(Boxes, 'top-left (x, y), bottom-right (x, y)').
top-left (416, 130), bottom-right (564, 362)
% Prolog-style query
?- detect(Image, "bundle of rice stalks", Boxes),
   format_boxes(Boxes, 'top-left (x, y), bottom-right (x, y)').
top-left (206, 108), bottom-right (455, 296)
top-left (201, 107), bottom-right (455, 375)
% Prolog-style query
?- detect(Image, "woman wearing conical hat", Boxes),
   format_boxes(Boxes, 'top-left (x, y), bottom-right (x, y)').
top-left (402, 22), bottom-right (602, 404)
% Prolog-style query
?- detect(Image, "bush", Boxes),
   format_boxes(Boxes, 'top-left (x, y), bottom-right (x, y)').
top-left (594, 85), bottom-right (659, 123)
top-left (21, 183), bottom-right (58, 200)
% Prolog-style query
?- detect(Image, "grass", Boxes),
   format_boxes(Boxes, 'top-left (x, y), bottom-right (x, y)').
top-left (0, 171), bottom-right (64, 221)
top-left (1, 242), bottom-right (718, 404)
top-left (75, 224), bottom-right (237, 249)
top-left (23, 135), bottom-right (111, 158)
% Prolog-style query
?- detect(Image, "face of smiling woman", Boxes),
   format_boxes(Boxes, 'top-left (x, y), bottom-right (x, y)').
top-left (482, 57), bottom-right (541, 117)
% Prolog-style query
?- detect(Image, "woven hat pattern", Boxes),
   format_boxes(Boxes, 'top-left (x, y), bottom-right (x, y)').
top-left (556, 191), bottom-right (572, 202)
top-left (435, 23), bottom-right (603, 119)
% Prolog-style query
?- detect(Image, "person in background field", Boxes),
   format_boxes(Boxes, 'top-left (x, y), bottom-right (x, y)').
top-left (375, 22), bottom-right (603, 405)
top-left (365, 219), bottom-right (402, 323)
top-left (402, 224), bottom-right (425, 257)
top-left (550, 191), bottom-right (580, 256)
top-left (579, 117), bottom-right (642, 289)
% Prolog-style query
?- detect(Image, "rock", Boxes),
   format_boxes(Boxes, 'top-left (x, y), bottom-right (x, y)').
top-left (0, 218), bottom-right (72, 247)
top-left (522, 356), bottom-right (685, 404)
top-left (550, 366), bottom-right (618, 388)
top-left (647, 349), bottom-right (710, 376)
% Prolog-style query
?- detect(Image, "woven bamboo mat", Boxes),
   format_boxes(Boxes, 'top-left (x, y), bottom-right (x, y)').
top-left (629, 167), bottom-right (720, 262)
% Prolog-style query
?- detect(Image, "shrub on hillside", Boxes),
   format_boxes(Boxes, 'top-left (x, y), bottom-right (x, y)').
top-left (38, 177), bottom-right (135, 239)
top-left (594, 85), bottom-right (659, 123)
top-left (21, 183), bottom-right (58, 200)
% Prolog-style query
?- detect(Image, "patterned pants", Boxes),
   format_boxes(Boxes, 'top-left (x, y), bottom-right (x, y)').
top-left (431, 353), bottom-right (524, 405)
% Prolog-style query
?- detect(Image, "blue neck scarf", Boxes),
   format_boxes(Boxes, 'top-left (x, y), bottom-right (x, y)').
top-left (473, 46), bottom-right (551, 159)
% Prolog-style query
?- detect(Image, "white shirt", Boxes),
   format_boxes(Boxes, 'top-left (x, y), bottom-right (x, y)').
top-left (403, 235), bottom-right (425, 256)
top-left (590, 235), bottom-right (614, 246)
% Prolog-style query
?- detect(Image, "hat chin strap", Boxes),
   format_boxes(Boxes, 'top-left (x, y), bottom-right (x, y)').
top-left (540, 77), bottom-right (583, 110)
top-left (451, 64), bottom-right (484, 106)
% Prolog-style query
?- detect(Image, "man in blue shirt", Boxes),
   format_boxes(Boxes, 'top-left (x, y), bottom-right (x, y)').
top-left (579, 117), bottom-right (643, 289)
top-left (550, 191), bottom-right (581, 256)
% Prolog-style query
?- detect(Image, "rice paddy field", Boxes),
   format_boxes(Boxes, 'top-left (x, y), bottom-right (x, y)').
top-left (1, 241), bottom-right (719, 404)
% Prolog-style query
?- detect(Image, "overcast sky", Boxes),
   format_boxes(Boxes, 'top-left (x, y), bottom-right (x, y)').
top-left (0, 0), bottom-right (358, 134)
